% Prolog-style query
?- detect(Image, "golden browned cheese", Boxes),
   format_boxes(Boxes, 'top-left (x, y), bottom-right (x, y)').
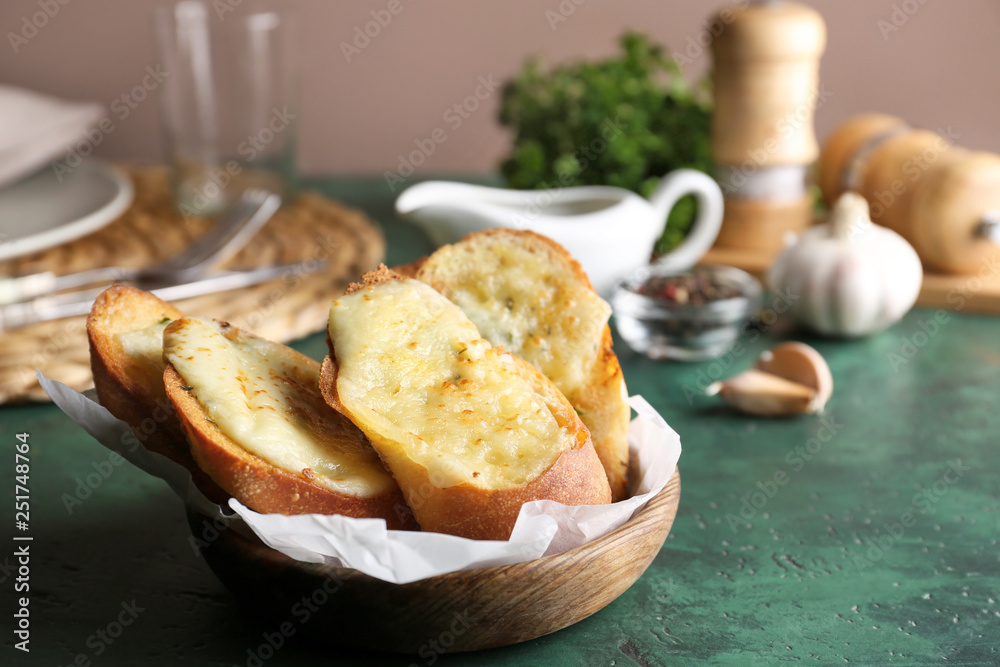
top-left (160, 315), bottom-right (415, 527)
top-left (164, 317), bottom-right (394, 497)
top-left (415, 230), bottom-right (632, 501)
top-left (322, 268), bottom-right (611, 540)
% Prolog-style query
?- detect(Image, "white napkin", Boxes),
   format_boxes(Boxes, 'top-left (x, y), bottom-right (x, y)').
top-left (0, 85), bottom-right (104, 189)
top-left (40, 373), bottom-right (682, 585)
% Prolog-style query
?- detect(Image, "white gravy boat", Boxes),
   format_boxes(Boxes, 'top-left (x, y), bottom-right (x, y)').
top-left (395, 169), bottom-right (724, 297)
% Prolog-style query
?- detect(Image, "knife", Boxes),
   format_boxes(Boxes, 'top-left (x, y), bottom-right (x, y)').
top-left (0, 260), bottom-right (328, 331)
top-left (0, 190), bottom-right (283, 306)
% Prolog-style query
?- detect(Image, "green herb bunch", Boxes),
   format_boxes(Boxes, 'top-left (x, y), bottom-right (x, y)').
top-left (499, 32), bottom-right (713, 254)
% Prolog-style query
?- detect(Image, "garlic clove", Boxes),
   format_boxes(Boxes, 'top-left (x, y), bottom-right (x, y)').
top-left (753, 342), bottom-right (834, 413)
top-left (706, 369), bottom-right (818, 417)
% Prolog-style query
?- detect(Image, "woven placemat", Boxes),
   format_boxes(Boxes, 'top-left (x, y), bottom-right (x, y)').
top-left (0, 166), bottom-right (384, 403)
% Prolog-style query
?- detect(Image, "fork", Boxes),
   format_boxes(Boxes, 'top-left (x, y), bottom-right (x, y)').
top-left (0, 188), bottom-right (282, 305)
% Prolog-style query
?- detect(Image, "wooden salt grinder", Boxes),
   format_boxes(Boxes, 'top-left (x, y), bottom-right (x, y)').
top-left (711, 0), bottom-right (826, 257)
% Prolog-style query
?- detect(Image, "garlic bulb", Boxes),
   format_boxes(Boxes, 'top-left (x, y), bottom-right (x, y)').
top-left (768, 192), bottom-right (922, 337)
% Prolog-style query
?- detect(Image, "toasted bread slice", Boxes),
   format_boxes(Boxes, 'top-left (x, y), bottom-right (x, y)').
top-left (87, 286), bottom-right (226, 499)
top-left (414, 230), bottom-right (632, 501)
top-left (321, 266), bottom-right (611, 541)
top-left (162, 316), bottom-right (415, 528)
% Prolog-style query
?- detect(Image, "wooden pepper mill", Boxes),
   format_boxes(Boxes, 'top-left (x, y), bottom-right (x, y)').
top-left (820, 114), bottom-right (1000, 275)
top-left (710, 0), bottom-right (826, 259)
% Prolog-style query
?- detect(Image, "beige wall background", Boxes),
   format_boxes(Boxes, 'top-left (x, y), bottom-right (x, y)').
top-left (2, 0), bottom-right (998, 176)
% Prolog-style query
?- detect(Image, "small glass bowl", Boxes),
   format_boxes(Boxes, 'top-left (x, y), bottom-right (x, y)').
top-left (612, 264), bottom-right (763, 362)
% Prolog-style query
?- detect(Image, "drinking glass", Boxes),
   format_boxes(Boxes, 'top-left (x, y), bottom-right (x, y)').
top-left (155, 1), bottom-right (297, 216)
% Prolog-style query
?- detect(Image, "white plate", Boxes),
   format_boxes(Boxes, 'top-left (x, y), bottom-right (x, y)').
top-left (0, 160), bottom-right (134, 261)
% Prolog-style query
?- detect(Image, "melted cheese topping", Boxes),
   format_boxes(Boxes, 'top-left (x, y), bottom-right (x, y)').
top-left (423, 240), bottom-right (611, 395)
top-left (117, 320), bottom-right (171, 386)
top-left (328, 279), bottom-right (568, 490)
top-left (163, 317), bottom-right (393, 497)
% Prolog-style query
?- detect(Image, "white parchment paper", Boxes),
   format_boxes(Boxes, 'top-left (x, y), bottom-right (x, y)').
top-left (40, 372), bottom-right (681, 585)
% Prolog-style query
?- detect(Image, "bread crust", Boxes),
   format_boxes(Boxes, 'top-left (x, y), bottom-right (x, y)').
top-left (321, 271), bottom-right (611, 540)
top-left (390, 257), bottom-right (426, 279)
top-left (89, 285), bottom-right (415, 527)
top-left (343, 262), bottom-right (406, 293)
top-left (164, 362), bottom-right (416, 528)
top-left (414, 229), bottom-right (632, 501)
top-left (87, 285), bottom-right (226, 501)
top-left (574, 325), bottom-right (631, 501)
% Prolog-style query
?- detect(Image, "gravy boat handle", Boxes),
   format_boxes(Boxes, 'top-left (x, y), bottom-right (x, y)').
top-left (647, 169), bottom-right (724, 272)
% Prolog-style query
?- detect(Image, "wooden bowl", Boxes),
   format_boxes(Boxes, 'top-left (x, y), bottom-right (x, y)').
top-left (187, 468), bottom-right (680, 653)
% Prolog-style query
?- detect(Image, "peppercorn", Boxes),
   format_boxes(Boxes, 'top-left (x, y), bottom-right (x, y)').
top-left (636, 268), bottom-right (740, 304)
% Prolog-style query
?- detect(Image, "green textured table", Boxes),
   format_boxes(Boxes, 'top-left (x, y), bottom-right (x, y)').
top-left (2, 177), bottom-right (999, 666)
